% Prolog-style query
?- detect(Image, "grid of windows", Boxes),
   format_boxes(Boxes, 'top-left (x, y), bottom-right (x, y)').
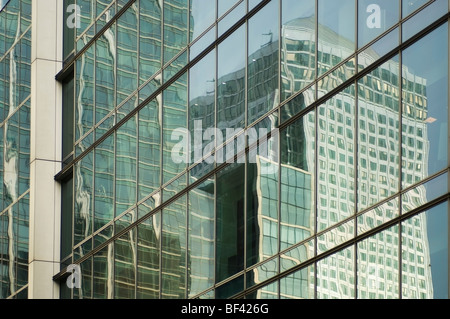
top-left (54, 0), bottom-right (450, 299)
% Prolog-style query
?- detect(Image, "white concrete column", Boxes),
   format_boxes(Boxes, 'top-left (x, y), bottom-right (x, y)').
top-left (28, 0), bottom-right (63, 299)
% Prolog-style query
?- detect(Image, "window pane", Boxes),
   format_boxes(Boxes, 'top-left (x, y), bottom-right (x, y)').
top-left (247, 0), bottom-right (279, 125)
top-left (162, 74), bottom-right (188, 183)
top-left (358, 57), bottom-right (400, 212)
top-left (162, 195), bottom-right (187, 298)
top-left (280, 264), bottom-right (314, 299)
top-left (280, 111), bottom-right (315, 250)
top-left (216, 163), bottom-right (245, 282)
top-left (247, 137), bottom-right (279, 266)
top-left (138, 99), bottom-right (161, 201)
top-left (318, 0), bottom-right (355, 76)
top-left (358, 0), bottom-right (399, 48)
top-left (115, 117), bottom-right (137, 216)
top-left (217, 25), bottom-right (245, 134)
top-left (357, 224), bottom-right (399, 299)
top-left (94, 135), bottom-right (114, 231)
top-left (139, 0), bottom-right (162, 85)
top-left (117, 7), bottom-right (138, 106)
top-left (137, 212), bottom-right (160, 299)
top-left (281, 0), bottom-right (315, 101)
top-left (317, 85), bottom-right (355, 231)
top-left (188, 178), bottom-right (215, 297)
top-left (317, 246), bottom-right (355, 299)
top-left (401, 23), bottom-right (448, 189)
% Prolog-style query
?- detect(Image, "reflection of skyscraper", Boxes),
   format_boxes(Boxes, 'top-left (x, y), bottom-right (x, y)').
top-left (1, 0), bottom-right (448, 300)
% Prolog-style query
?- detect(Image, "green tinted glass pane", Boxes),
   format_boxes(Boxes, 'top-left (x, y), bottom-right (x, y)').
top-left (117, 7), bottom-right (138, 106)
top-left (137, 213), bottom-right (160, 298)
top-left (280, 264), bottom-right (314, 299)
top-left (317, 246), bottom-right (355, 299)
top-left (115, 117), bottom-right (137, 216)
top-left (74, 151), bottom-right (93, 245)
top-left (138, 99), bottom-right (161, 201)
top-left (401, 24), bottom-right (448, 189)
top-left (358, 225), bottom-right (399, 299)
top-left (93, 244), bottom-right (113, 298)
top-left (318, 0), bottom-right (355, 76)
top-left (358, 57), bottom-right (399, 212)
top-left (163, 74), bottom-right (188, 184)
top-left (188, 178), bottom-right (215, 297)
top-left (190, 0), bottom-right (215, 41)
top-left (247, 0), bottom-right (279, 125)
top-left (281, 0), bottom-right (316, 101)
top-left (216, 163), bottom-right (245, 282)
top-left (280, 111), bottom-right (315, 249)
top-left (95, 30), bottom-right (115, 125)
top-left (358, 0), bottom-right (399, 48)
top-left (162, 196), bottom-right (187, 298)
top-left (247, 139), bottom-right (279, 266)
top-left (115, 229), bottom-right (136, 299)
top-left (75, 45), bottom-right (94, 141)
top-left (217, 25), bottom-right (245, 134)
top-left (317, 86), bottom-right (355, 231)
top-left (189, 49), bottom-right (215, 165)
top-left (139, 0), bottom-right (162, 85)
top-left (163, 0), bottom-right (188, 64)
top-left (94, 135), bottom-right (114, 231)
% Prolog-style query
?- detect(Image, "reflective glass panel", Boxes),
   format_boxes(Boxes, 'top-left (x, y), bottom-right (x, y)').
top-left (217, 25), bottom-right (245, 134)
top-left (317, 85), bottom-right (355, 231)
top-left (358, 0), bottom-right (399, 48)
top-left (317, 246), bottom-right (355, 299)
top-left (188, 178), bottom-right (215, 297)
top-left (115, 229), bottom-right (136, 299)
top-left (401, 23), bottom-right (448, 189)
top-left (280, 264), bottom-right (314, 299)
top-left (137, 212), bottom-right (160, 298)
top-left (162, 195), bottom-right (187, 298)
top-left (95, 30), bottom-right (116, 125)
top-left (358, 58), bottom-right (400, 212)
top-left (216, 163), bottom-right (245, 282)
top-left (357, 224), bottom-right (399, 299)
top-left (247, 0), bottom-right (279, 125)
top-left (189, 50), bottom-right (216, 165)
top-left (138, 99), bottom-right (161, 201)
top-left (139, 0), bottom-right (162, 86)
top-left (318, 0), bottom-right (355, 76)
top-left (280, 111), bottom-right (315, 250)
top-left (163, 0), bottom-right (189, 64)
top-left (117, 7), bottom-right (138, 106)
top-left (94, 135), bottom-right (114, 231)
top-left (281, 0), bottom-right (315, 101)
top-left (115, 117), bottom-right (137, 216)
top-left (74, 152), bottom-right (93, 245)
top-left (93, 243), bottom-right (113, 298)
top-left (163, 73), bottom-right (188, 184)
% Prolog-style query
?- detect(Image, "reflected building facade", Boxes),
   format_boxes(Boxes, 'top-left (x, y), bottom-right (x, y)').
top-left (0, 0), bottom-right (449, 299)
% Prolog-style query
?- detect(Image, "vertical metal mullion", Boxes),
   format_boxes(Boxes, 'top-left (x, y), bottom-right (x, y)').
top-left (353, 77), bottom-right (359, 299)
top-left (447, 11), bottom-right (450, 301)
top-left (158, 0), bottom-right (164, 300)
top-left (213, 0), bottom-right (219, 298)
top-left (277, 0), bottom-right (282, 299)
top-left (353, 0), bottom-right (359, 300)
top-left (185, 0), bottom-right (191, 299)
top-left (313, 0), bottom-right (319, 300)
top-left (243, 0), bottom-right (249, 294)
top-left (134, 0), bottom-right (140, 299)
top-left (398, 46), bottom-right (403, 299)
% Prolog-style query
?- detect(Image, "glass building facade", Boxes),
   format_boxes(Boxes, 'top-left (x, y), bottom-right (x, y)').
top-left (0, 0), bottom-right (449, 299)
top-left (0, 0), bottom-right (31, 299)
